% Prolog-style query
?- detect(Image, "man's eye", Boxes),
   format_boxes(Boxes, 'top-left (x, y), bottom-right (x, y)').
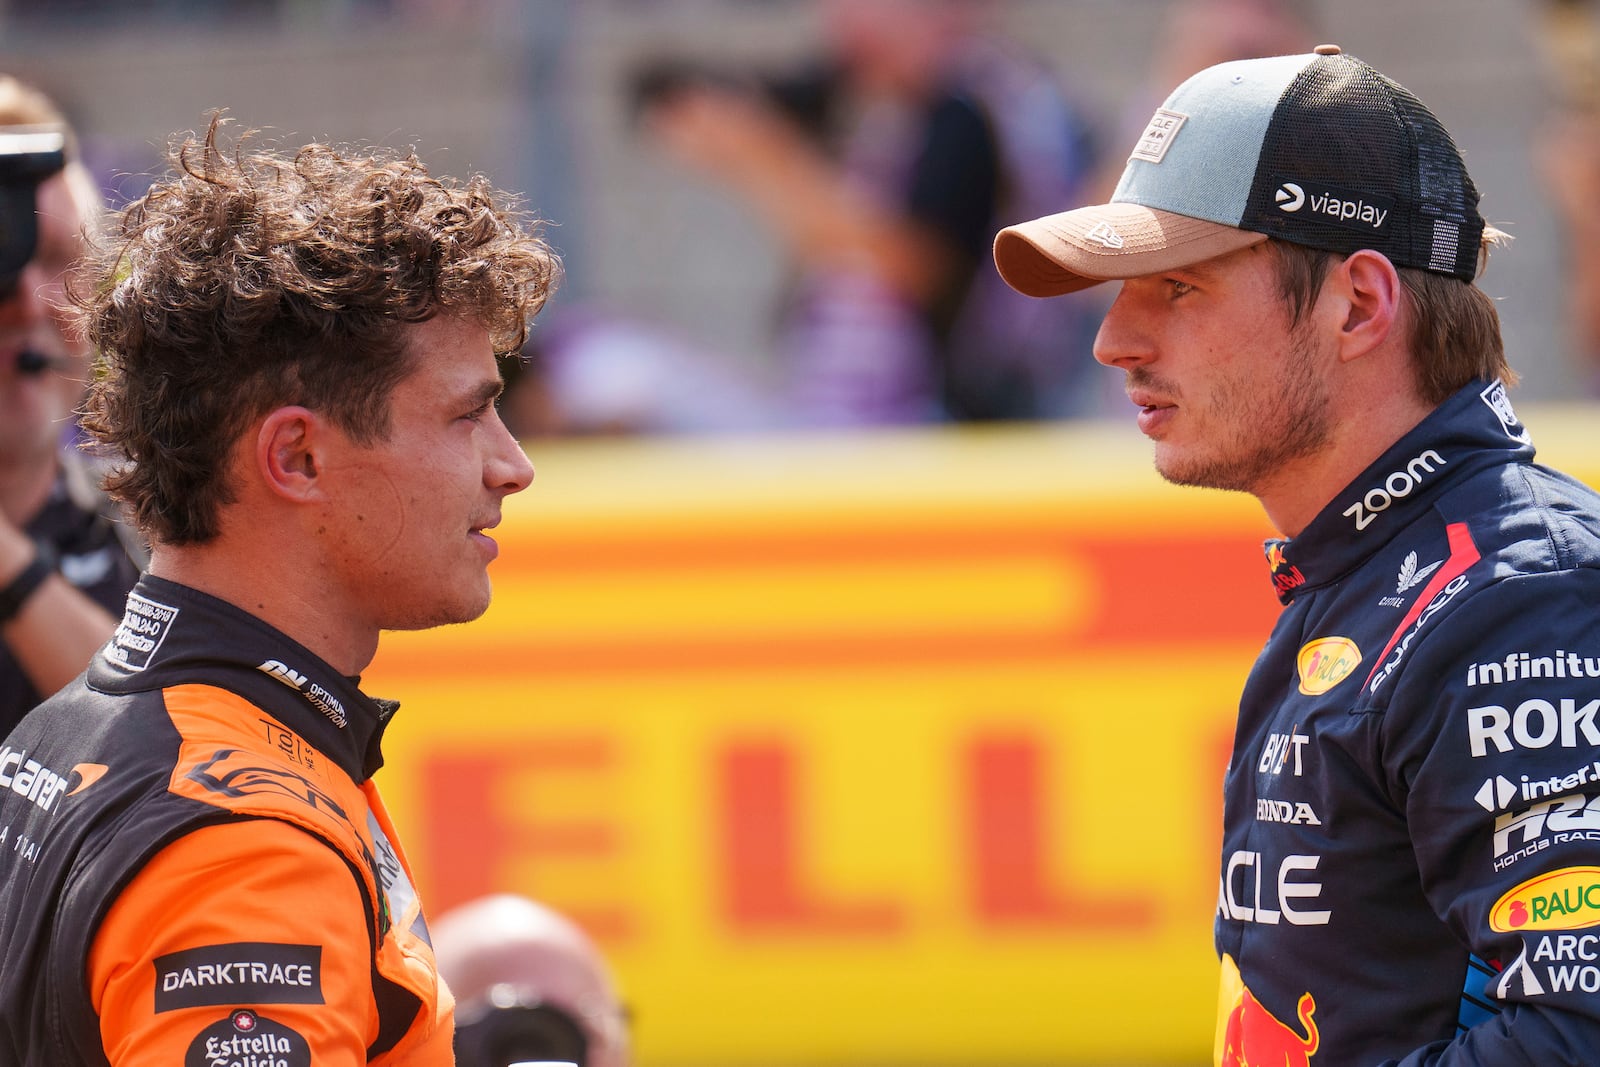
top-left (1168, 279), bottom-right (1195, 298)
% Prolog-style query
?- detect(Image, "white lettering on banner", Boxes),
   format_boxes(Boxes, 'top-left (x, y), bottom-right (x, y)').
top-left (1535, 934), bottom-right (1600, 962)
top-left (203, 1033), bottom-right (292, 1057)
top-left (1469, 699), bottom-right (1600, 757)
top-left (1255, 798), bottom-right (1321, 826)
top-left (1506, 937), bottom-right (1600, 998)
top-left (0, 745), bottom-right (71, 814)
top-left (1257, 731), bottom-right (1310, 777)
top-left (1493, 792), bottom-right (1600, 870)
top-left (256, 660), bottom-right (348, 729)
top-left (1469, 652), bottom-right (1600, 687)
top-left (106, 593), bottom-right (178, 671)
top-left (1369, 575), bottom-right (1470, 694)
top-left (1343, 450), bottom-right (1446, 531)
top-left (161, 962), bottom-right (315, 991)
top-left (1218, 851), bottom-right (1331, 926)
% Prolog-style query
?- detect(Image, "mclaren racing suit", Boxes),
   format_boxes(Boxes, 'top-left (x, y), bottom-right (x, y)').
top-left (0, 575), bottom-right (453, 1065)
top-left (1216, 379), bottom-right (1600, 1065)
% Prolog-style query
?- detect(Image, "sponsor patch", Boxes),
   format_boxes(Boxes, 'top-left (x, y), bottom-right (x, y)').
top-left (184, 1009), bottom-right (311, 1067)
top-left (0, 746), bottom-right (80, 814)
top-left (155, 942), bottom-right (324, 1013)
top-left (1480, 379), bottom-right (1530, 442)
top-left (1265, 541), bottom-right (1306, 598)
top-left (1273, 174), bottom-right (1394, 233)
top-left (1468, 651), bottom-right (1600, 687)
top-left (1130, 107), bottom-right (1187, 163)
top-left (106, 592), bottom-right (179, 672)
top-left (1493, 791), bottom-right (1600, 872)
top-left (1296, 637), bottom-right (1360, 696)
top-left (258, 660), bottom-right (348, 729)
top-left (1491, 867), bottom-right (1600, 932)
top-left (1343, 450), bottom-right (1446, 532)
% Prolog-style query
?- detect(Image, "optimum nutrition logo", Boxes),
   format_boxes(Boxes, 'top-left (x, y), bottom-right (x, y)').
top-left (1274, 178), bottom-right (1393, 233)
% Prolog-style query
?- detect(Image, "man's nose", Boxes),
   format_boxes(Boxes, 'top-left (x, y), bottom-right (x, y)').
top-left (488, 413), bottom-right (536, 496)
top-left (1091, 284), bottom-right (1153, 370)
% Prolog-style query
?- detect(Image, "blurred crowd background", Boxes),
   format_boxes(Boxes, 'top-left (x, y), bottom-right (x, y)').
top-left (9, 3), bottom-right (1600, 1064)
top-left (3, 0), bottom-right (1597, 440)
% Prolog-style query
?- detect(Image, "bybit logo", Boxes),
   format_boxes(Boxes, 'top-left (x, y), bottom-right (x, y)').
top-left (1275, 182), bottom-right (1307, 212)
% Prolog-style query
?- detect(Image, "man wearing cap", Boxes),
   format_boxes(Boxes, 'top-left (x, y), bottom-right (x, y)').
top-left (996, 46), bottom-right (1600, 1065)
top-left (0, 76), bottom-right (142, 737)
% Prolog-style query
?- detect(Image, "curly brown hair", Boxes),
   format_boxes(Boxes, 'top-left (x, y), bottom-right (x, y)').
top-left (75, 115), bottom-right (561, 545)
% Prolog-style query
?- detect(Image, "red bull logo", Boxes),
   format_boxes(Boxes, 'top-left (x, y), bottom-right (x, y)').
top-left (1266, 543), bottom-right (1307, 597)
top-left (1220, 989), bottom-right (1319, 1067)
top-left (1216, 955), bottom-right (1319, 1067)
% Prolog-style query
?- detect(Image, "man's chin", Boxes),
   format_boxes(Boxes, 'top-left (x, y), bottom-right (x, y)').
top-left (383, 587), bottom-right (494, 632)
top-left (1153, 448), bottom-right (1256, 495)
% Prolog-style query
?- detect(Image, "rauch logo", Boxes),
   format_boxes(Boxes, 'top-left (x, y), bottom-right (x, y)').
top-left (1297, 637), bottom-right (1361, 696)
top-left (1491, 866), bottom-right (1600, 932)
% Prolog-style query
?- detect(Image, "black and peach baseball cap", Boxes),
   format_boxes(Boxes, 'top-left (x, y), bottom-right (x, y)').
top-left (992, 46), bottom-right (1489, 297)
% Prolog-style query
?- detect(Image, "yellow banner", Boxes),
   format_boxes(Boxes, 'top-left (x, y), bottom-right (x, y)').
top-left (367, 411), bottom-right (1600, 1066)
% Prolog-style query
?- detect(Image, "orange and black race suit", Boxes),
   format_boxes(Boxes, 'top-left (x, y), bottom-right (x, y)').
top-left (0, 575), bottom-right (453, 1065)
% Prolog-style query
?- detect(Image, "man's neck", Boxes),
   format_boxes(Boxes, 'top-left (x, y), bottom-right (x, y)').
top-left (1256, 394), bottom-right (1436, 539)
top-left (147, 546), bottom-right (380, 678)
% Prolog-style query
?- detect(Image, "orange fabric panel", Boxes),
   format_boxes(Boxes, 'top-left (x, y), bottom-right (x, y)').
top-left (88, 820), bottom-right (383, 1065)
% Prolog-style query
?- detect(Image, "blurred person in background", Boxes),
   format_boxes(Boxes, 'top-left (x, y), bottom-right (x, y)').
top-left (996, 44), bottom-right (1600, 1063)
top-left (635, 0), bottom-right (1102, 426)
top-left (434, 894), bottom-right (630, 1067)
top-left (1087, 0), bottom-right (1316, 202)
top-left (1533, 0), bottom-right (1600, 389)
top-left (0, 116), bottom-right (558, 1063)
top-left (0, 75), bottom-right (142, 736)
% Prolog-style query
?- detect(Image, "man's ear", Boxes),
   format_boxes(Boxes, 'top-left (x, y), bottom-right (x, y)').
top-left (255, 407), bottom-right (327, 502)
top-left (1324, 249), bottom-right (1402, 363)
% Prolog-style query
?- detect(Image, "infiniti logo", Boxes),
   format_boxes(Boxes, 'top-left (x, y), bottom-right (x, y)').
top-left (1275, 182), bottom-right (1306, 212)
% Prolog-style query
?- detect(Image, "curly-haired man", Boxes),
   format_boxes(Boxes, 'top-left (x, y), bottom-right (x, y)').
top-left (0, 117), bottom-right (559, 1065)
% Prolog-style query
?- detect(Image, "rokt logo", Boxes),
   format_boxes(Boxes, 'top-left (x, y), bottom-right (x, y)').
top-left (1275, 182), bottom-right (1306, 212)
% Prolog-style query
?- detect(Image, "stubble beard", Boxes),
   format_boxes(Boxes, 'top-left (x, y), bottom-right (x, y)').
top-left (1148, 327), bottom-right (1334, 495)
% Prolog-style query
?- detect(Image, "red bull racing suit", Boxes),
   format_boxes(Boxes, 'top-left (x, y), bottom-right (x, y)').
top-left (1217, 379), bottom-right (1600, 1065)
top-left (0, 575), bottom-right (453, 1065)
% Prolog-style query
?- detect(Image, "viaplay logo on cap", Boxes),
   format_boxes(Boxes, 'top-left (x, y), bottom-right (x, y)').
top-left (1274, 177), bottom-right (1394, 234)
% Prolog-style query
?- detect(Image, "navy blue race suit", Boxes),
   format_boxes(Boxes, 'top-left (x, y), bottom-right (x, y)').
top-left (1217, 379), bottom-right (1600, 1065)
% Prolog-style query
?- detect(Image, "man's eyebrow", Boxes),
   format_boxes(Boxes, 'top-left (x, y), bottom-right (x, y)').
top-left (467, 377), bottom-right (505, 406)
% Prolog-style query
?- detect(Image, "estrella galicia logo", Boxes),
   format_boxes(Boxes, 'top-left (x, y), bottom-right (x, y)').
top-left (155, 942), bottom-right (323, 1013)
top-left (184, 1009), bottom-right (311, 1067)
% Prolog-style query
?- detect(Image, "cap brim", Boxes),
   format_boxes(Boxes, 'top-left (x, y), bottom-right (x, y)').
top-left (993, 203), bottom-right (1268, 297)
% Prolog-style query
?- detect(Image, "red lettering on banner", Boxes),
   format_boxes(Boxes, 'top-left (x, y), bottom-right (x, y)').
top-left (966, 735), bottom-right (1157, 930)
top-left (420, 737), bottom-right (633, 940)
top-left (718, 741), bottom-right (904, 936)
